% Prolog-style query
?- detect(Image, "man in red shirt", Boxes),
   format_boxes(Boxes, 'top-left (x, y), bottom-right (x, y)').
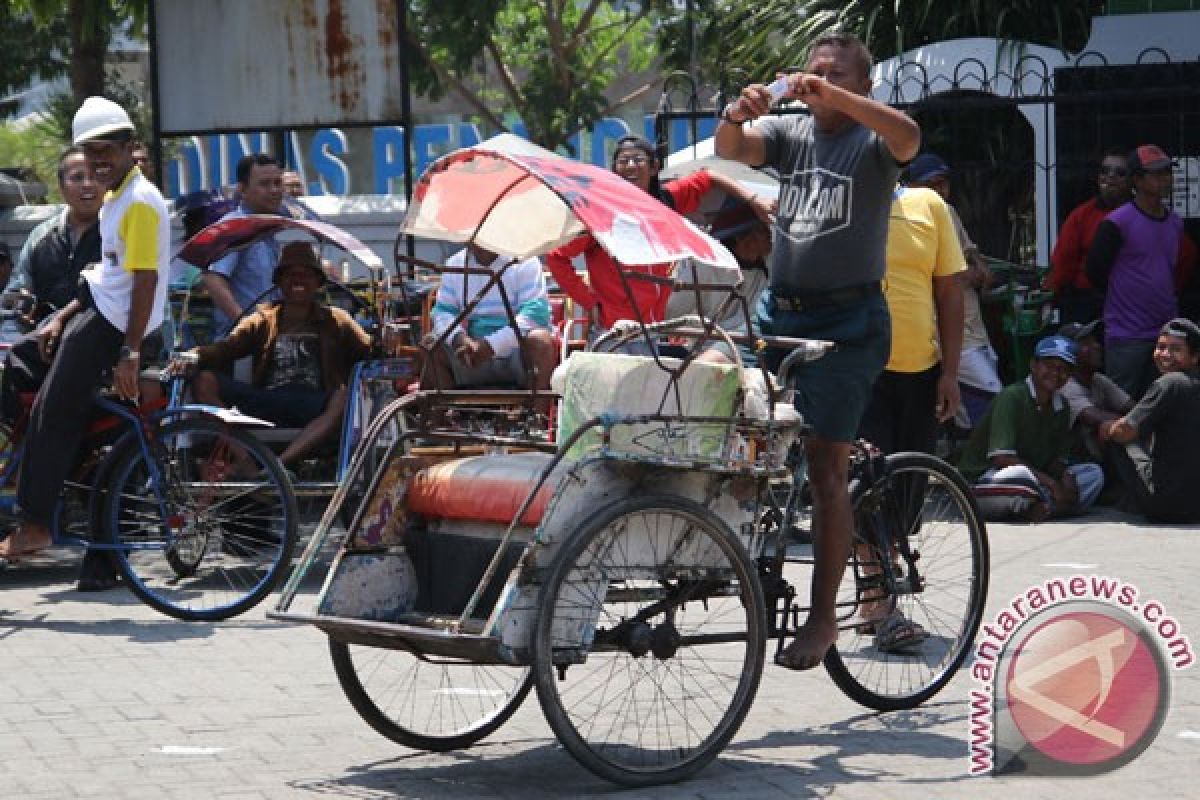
top-left (1047, 149), bottom-right (1131, 324)
top-left (546, 136), bottom-right (772, 351)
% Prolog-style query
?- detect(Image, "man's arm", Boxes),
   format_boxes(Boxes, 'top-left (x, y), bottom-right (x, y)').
top-left (1047, 210), bottom-right (1083, 293)
top-left (545, 237), bottom-right (598, 311)
top-left (701, 169), bottom-right (776, 225)
top-left (201, 270), bottom-right (244, 322)
top-left (933, 273), bottom-right (964, 422)
top-left (797, 75), bottom-right (920, 162)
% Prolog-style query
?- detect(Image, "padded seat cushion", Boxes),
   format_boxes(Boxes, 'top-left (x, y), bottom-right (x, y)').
top-left (406, 452), bottom-right (560, 527)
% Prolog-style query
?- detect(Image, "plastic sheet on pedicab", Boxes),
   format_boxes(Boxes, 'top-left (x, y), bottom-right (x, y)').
top-left (263, 134), bottom-right (837, 787)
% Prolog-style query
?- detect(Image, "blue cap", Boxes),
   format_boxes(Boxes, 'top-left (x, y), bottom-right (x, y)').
top-left (1034, 335), bottom-right (1076, 365)
top-left (907, 153), bottom-right (950, 184)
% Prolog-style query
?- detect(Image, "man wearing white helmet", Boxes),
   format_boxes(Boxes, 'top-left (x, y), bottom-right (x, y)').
top-left (0, 96), bottom-right (169, 576)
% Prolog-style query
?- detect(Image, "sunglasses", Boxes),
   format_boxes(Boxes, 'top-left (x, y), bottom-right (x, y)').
top-left (1098, 166), bottom-right (1128, 177)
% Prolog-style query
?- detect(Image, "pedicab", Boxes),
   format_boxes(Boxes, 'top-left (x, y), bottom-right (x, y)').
top-left (177, 214), bottom-right (424, 504)
top-left (267, 135), bottom-right (989, 787)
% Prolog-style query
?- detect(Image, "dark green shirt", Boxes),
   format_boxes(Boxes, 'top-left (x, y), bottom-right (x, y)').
top-left (958, 377), bottom-right (1073, 481)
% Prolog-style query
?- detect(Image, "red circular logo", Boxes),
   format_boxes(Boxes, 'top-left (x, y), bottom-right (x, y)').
top-left (1006, 608), bottom-right (1168, 769)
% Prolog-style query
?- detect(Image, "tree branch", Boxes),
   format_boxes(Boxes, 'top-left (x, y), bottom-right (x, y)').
top-left (594, 81), bottom-right (654, 120)
top-left (484, 34), bottom-right (525, 112)
top-left (542, 0), bottom-right (571, 88)
top-left (404, 27), bottom-right (507, 132)
top-left (565, 0), bottom-right (606, 62)
top-left (585, 5), bottom-right (652, 74)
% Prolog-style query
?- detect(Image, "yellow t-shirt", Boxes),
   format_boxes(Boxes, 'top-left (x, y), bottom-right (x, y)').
top-left (883, 187), bottom-right (966, 372)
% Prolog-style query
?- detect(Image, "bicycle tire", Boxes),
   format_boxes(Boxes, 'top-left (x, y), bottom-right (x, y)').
top-left (102, 419), bottom-right (299, 621)
top-left (824, 451), bottom-right (989, 711)
top-left (533, 494), bottom-right (766, 787)
top-left (329, 639), bottom-right (532, 752)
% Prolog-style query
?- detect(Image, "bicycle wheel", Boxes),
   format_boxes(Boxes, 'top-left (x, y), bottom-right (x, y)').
top-left (533, 494), bottom-right (766, 787)
top-left (824, 452), bottom-right (989, 711)
top-left (329, 639), bottom-right (532, 752)
top-left (103, 419), bottom-right (299, 621)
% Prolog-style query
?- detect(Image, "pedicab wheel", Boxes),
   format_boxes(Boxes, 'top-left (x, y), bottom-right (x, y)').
top-left (329, 640), bottom-right (533, 752)
top-left (823, 452), bottom-right (989, 711)
top-left (533, 494), bottom-right (766, 787)
top-left (102, 419), bottom-right (299, 621)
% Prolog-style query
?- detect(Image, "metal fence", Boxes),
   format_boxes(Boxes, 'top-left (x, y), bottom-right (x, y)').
top-left (655, 48), bottom-right (1200, 269)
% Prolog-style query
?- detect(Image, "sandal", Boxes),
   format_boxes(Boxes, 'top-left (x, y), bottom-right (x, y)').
top-left (872, 612), bottom-right (929, 653)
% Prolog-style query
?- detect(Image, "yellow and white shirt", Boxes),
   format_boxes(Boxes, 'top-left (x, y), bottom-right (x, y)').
top-left (85, 166), bottom-right (170, 334)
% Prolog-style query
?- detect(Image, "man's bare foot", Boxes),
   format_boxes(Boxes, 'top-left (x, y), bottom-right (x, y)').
top-left (0, 522), bottom-right (53, 561)
top-left (774, 616), bottom-right (839, 671)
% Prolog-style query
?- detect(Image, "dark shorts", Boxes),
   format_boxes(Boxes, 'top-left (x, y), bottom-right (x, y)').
top-left (858, 364), bottom-right (941, 455)
top-left (757, 288), bottom-right (891, 443)
top-left (215, 373), bottom-right (330, 428)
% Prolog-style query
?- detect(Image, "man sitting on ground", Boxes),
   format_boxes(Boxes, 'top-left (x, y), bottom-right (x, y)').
top-left (1097, 318), bottom-right (1200, 523)
top-left (420, 244), bottom-right (557, 402)
top-left (958, 335), bottom-right (1105, 521)
top-left (170, 241), bottom-right (372, 468)
top-left (1058, 320), bottom-right (1132, 461)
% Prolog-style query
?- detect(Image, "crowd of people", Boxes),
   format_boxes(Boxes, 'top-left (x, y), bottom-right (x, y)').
top-left (0, 32), bottom-right (1195, 673)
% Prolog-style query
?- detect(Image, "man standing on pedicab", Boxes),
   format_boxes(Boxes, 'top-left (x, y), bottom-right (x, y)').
top-left (715, 32), bottom-right (921, 670)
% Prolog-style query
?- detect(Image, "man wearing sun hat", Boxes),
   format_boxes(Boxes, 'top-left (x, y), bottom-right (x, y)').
top-left (958, 334), bottom-right (1105, 520)
top-left (1086, 144), bottom-right (1197, 399)
top-left (170, 241), bottom-right (372, 468)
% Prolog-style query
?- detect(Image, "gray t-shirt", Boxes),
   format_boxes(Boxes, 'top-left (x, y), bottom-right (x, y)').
top-left (756, 114), bottom-right (900, 294)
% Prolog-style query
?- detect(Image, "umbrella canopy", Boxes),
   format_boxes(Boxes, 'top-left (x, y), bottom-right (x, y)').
top-left (401, 134), bottom-right (739, 278)
top-left (176, 214), bottom-right (383, 272)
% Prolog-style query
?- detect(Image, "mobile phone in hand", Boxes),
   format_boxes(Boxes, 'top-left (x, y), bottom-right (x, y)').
top-left (766, 76), bottom-right (790, 102)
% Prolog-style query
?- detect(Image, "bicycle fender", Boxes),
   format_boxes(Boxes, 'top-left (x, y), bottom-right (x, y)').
top-left (154, 404), bottom-right (275, 428)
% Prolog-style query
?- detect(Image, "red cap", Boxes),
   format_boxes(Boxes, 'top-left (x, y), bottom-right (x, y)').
top-left (1129, 144), bottom-right (1171, 173)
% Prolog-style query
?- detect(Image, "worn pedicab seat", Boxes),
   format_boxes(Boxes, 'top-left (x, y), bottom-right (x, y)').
top-left (406, 451), bottom-right (562, 527)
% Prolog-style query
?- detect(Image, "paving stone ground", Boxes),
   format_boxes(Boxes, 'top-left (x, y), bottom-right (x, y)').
top-left (2, 506), bottom-right (1197, 798)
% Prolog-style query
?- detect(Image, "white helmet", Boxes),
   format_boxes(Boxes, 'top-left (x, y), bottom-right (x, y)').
top-left (72, 96), bottom-right (134, 144)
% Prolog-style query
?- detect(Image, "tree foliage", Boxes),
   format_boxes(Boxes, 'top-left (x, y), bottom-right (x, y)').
top-left (1, 0), bottom-right (147, 105)
top-left (663, 0), bottom-right (1104, 85)
top-left (406, 0), bottom-right (671, 152)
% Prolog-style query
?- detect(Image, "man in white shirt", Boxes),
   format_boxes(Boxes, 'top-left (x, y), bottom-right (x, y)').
top-left (421, 244), bottom-right (557, 402)
top-left (0, 97), bottom-right (169, 565)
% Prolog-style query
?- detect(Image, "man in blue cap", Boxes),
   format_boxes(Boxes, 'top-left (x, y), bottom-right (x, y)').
top-left (958, 334), bottom-right (1105, 520)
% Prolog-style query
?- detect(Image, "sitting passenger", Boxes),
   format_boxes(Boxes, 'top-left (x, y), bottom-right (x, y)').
top-left (1058, 320), bottom-right (1132, 461)
top-left (170, 241), bottom-right (372, 468)
top-left (420, 244), bottom-right (557, 398)
top-left (1098, 318), bottom-right (1200, 523)
top-left (958, 335), bottom-right (1105, 521)
top-left (663, 202), bottom-right (773, 364)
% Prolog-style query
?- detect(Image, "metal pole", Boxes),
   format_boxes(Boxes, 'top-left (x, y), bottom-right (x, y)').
top-left (397, 0), bottom-right (416, 260)
top-left (146, 1), bottom-right (165, 190)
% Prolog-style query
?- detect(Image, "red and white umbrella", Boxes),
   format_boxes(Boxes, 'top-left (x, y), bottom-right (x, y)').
top-left (401, 134), bottom-right (739, 280)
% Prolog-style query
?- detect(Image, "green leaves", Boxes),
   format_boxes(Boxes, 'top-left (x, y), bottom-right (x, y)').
top-left (406, 0), bottom-right (667, 151)
top-left (661, 0), bottom-right (1101, 83)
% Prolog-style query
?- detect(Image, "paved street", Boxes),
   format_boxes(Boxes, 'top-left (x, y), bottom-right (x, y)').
top-left (2, 507), bottom-right (1197, 799)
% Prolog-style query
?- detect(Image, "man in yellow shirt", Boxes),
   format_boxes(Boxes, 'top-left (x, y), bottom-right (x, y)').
top-left (859, 182), bottom-right (965, 454)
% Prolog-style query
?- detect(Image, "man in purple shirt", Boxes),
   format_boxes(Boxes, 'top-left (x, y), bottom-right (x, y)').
top-left (1086, 144), bottom-right (1186, 398)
